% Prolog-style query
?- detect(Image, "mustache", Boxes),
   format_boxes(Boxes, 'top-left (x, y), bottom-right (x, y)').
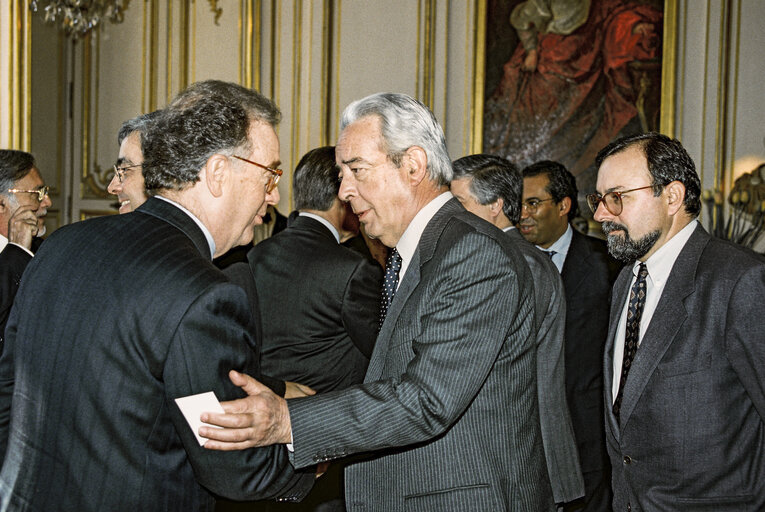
top-left (601, 221), bottom-right (628, 235)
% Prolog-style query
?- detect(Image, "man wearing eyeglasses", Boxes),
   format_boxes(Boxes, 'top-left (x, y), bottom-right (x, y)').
top-left (590, 132), bottom-right (765, 511)
top-left (0, 82), bottom-right (313, 510)
top-left (107, 110), bottom-right (162, 214)
top-left (450, 154), bottom-right (584, 509)
top-left (0, 150), bottom-right (52, 355)
top-left (520, 160), bottom-right (618, 512)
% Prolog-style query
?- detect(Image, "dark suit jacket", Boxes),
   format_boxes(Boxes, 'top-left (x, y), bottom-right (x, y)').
top-left (287, 199), bottom-right (554, 511)
top-left (560, 230), bottom-right (618, 506)
top-left (604, 224), bottom-right (765, 511)
top-left (0, 245), bottom-right (32, 355)
top-left (505, 228), bottom-right (583, 504)
top-left (0, 198), bottom-right (312, 511)
top-left (247, 215), bottom-right (382, 393)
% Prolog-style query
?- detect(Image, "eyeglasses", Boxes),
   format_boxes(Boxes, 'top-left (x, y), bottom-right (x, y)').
top-left (113, 163), bottom-right (142, 183)
top-left (586, 184), bottom-right (660, 216)
top-left (521, 198), bottom-right (555, 214)
top-left (231, 155), bottom-right (282, 193)
top-left (8, 185), bottom-right (50, 203)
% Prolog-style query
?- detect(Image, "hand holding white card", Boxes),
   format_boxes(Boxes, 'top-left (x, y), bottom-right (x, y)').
top-left (175, 391), bottom-right (225, 446)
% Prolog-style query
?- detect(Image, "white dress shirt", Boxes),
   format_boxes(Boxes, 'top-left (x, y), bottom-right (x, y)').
top-left (395, 191), bottom-right (453, 288)
top-left (536, 224), bottom-right (573, 273)
top-left (0, 234), bottom-right (34, 257)
top-left (298, 212), bottom-right (340, 243)
top-left (611, 220), bottom-right (698, 401)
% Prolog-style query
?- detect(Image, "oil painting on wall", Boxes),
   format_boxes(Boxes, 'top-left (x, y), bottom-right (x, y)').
top-left (482, 0), bottom-right (664, 193)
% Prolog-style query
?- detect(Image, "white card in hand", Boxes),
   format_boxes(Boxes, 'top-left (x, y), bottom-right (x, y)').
top-left (175, 391), bottom-right (225, 446)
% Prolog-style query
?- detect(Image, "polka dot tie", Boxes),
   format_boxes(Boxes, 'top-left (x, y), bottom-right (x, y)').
top-left (613, 262), bottom-right (649, 421)
top-left (380, 247), bottom-right (402, 326)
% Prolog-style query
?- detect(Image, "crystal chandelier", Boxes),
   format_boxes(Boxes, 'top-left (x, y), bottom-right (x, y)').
top-left (29, 1), bottom-right (128, 40)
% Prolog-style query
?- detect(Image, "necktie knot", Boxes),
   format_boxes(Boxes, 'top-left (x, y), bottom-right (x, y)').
top-left (380, 248), bottom-right (402, 326)
top-left (544, 250), bottom-right (556, 259)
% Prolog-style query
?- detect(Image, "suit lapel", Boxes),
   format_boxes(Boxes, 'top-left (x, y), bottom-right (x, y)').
top-left (605, 265), bottom-right (631, 434)
top-left (561, 231), bottom-right (593, 290)
top-left (613, 225), bottom-right (709, 429)
top-left (364, 199), bottom-right (462, 383)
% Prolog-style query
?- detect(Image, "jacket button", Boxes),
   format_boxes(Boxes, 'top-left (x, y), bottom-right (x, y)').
top-left (623, 455), bottom-right (632, 464)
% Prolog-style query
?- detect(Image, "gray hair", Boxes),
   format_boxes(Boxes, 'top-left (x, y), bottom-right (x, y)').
top-left (117, 110), bottom-right (163, 146)
top-left (0, 150), bottom-right (36, 201)
top-left (453, 154), bottom-right (523, 223)
top-left (340, 93), bottom-right (452, 186)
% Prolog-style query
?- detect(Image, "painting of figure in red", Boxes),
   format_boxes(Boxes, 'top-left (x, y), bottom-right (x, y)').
top-left (483, 0), bottom-right (663, 195)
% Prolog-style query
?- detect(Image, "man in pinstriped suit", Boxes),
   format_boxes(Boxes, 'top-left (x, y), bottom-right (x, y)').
top-left (202, 93), bottom-right (554, 511)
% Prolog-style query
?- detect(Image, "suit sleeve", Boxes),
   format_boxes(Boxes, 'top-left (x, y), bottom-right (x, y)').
top-left (288, 232), bottom-right (531, 469)
top-left (341, 257), bottom-right (383, 358)
top-left (163, 283), bottom-right (312, 501)
top-left (0, 245), bottom-right (33, 355)
top-left (725, 263), bottom-right (765, 422)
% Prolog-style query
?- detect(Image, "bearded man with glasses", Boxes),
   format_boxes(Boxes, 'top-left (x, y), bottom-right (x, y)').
top-left (0, 150), bottom-right (52, 355)
top-left (591, 132), bottom-right (765, 512)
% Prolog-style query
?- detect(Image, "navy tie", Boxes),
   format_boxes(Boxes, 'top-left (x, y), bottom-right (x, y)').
top-left (544, 250), bottom-right (556, 259)
top-left (613, 262), bottom-right (649, 420)
top-left (380, 248), bottom-right (402, 325)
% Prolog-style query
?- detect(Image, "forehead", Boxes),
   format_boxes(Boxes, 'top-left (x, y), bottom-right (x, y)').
top-left (596, 145), bottom-right (650, 191)
top-left (119, 131), bottom-right (144, 163)
top-left (249, 121), bottom-right (280, 163)
top-left (336, 116), bottom-right (385, 163)
top-left (14, 167), bottom-right (44, 188)
top-left (522, 174), bottom-right (550, 197)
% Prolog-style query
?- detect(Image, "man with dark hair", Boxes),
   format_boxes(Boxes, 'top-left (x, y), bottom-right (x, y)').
top-left (0, 81), bottom-right (313, 510)
top-left (202, 93), bottom-right (552, 511)
top-left (590, 132), bottom-right (765, 511)
top-left (0, 150), bottom-right (51, 354)
top-left (521, 160), bottom-right (618, 512)
top-left (451, 154), bottom-right (584, 508)
top-left (107, 110), bottom-right (162, 214)
top-left (243, 146), bottom-right (383, 511)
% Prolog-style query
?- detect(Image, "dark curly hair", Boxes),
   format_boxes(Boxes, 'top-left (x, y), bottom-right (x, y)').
top-left (521, 160), bottom-right (579, 220)
top-left (293, 146), bottom-right (339, 211)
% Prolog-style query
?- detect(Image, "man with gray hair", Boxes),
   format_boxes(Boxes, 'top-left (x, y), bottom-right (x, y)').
top-left (0, 150), bottom-right (51, 354)
top-left (107, 110), bottom-right (162, 214)
top-left (0, 82), bottom-right (313, 510)
top-left (451, 154), bottom-right (584, 508)
top-left (202, 93), bottom-right (554, 511)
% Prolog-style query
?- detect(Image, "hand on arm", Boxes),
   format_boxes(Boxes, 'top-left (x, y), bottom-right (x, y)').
top-left (201, 370), bottom-right (293, 450)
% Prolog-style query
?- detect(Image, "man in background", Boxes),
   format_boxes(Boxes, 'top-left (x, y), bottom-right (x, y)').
top-left (451, 154), bottom-right (584, 508)
top-left (244, 145), bottom-right (382, 511)
top-left (0, 150), bottom-right (51, 354)
top-left (520, 160), bottom-right (618, 511)
top-left (0, 81), bottom-right (313, 510)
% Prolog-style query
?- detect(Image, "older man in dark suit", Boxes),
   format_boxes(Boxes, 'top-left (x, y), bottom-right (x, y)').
top-left (0, 82), bottom-right (313, 511)
top-left (201, 93), bottom-right (553, 511)
top-left (0, 150), bottom-right (52, 355)
top-left (451, 154), bottom-right (584, 508)
top-left (590, 132), bottom-right (765, 511)
top-left (521, 160), bottom-right (619, 512)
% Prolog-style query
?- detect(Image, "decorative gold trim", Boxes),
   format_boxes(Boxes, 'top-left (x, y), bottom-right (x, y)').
top-left (462, 0), bottom-right (472, 156)
top-left (700, 0), bottom-right (711, 188)
top-left (290, 0), bottom-right (302, 199)
top-left (333, 0), bottom-right (342, 140)
top-left (192, 0), bottom-right (197, 82)
top-left (254, 0), bottom-right (261, 89)
top-left (24, 0), bottom-right (31, 150)
top-left (416, 0), bottom-right (422, 100)
top-left (149, 0), bottom-right (159, 110)
top-left (242, 0), bottom-right (251, 88)
top-left (179, 0), bottom-right (189, 91)
top-left (9, 0), bottom-right (31, 150)
top-left (728, 0), bottom-right (741, 191)
top-left (238, 0), bottom-right (243, 85)
top-left (208, 0), bottom-right (222, 25)
top-left (54, 31), bottom-right (66, 196)
top-left (307, 0), bottom-right (314, 145)
top-left (678, 0), bottom-right (688, 138)
top-left (167, 0), bottom-right (173, 103)
top-left (660, 0), bottom-right (677, 137)
top-left (80, 209), bottom-right (117, 221)
top-left (470, 0), bottom-right (486, 155)
top-left (441, 0), bottom-right (449, 122)
top-left (82, 30), bottom-right (110, 199)
top-left (713, 0), bottom-right (730, 190)
top-left (320, 0), bottom-right (331, 146)
top-left (6, 1), bottom-right (12, 145)
top-left (141, 0), bottom-right (148, 111)
top-left (422, 0), bottom-right (436, 109)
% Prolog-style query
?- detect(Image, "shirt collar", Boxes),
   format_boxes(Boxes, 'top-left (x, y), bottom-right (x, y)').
top-left (155, 195), bottom-right (216, 258)
top-left (0, 234), bottom-right (7, 253)
top-left (637, 219), bottom-right (697, 284)
top-left (396, 191), bottom-right (452, 276)
top-left (539, 223), bottom-right (573, 258)
top-left (298, 212), bottom-right (340, 243)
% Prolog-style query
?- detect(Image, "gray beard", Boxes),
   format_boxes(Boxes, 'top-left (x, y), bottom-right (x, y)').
top-left (602, 221), bottom-right (660, 262)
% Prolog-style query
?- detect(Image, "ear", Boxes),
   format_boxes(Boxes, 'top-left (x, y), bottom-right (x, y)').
top-left (665, 180), bottom-right (686, 216)
top-left (403, 146), bottom-right (428, 186)
top-left (489, 197), bottom-right (504, 219)
top-left (203, 153), bottom-right (230, 198)
top-left (557, 197), bottom-right (572, 218)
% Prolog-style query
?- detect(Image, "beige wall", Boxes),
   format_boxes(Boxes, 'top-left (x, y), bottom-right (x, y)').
top-left (1, 0), bottom-right (763, 232)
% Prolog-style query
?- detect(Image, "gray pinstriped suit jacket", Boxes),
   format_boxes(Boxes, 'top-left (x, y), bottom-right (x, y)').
top-left (505, 228), bottom-right (584, 504)
top-left (288, 199), bottom-right (554, 511)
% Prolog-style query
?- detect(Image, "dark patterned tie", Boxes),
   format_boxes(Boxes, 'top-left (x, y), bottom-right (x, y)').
top-left (544, 250), bottom-right (556, 259)
top-left (613, 262), bottom-right (649, 420)
top-left (380, 247), bottom-right (402, 325)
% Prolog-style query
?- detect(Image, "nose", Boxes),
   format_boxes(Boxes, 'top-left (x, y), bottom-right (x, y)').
top-left (266, 185), bottom-right (280, 205)
top-left (593, 201), bottom-right (609, 223)
top-left (107, 174), bottom-right (121, 195)
top-left (338, 173), bottom-right (356, 202)
top-left (40, 192), bottom-right (52, 209)
top-left (520, 205), bottom-right (530, 220)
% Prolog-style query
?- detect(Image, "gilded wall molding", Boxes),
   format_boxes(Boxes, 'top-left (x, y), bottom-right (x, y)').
top-left (81, 31), bottom-right (111, 199)
top-left (5, 1), bottom-right (31, 150)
